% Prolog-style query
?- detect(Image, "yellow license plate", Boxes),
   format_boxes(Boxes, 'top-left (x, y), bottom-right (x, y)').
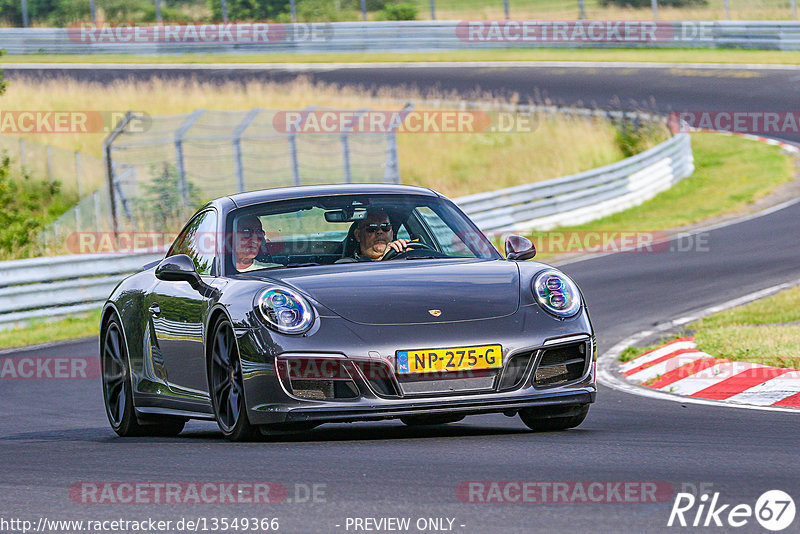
top-left (396, 345), bottom-right (502, 375)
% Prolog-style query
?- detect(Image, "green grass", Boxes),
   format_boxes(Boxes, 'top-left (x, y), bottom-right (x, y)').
top-left (0, 309), bottom-right (101, 350)
top-left (619, 286), bottom-right (800, 368)
top-left (530, 132), bottom-right (795, 260)
top-left (4, 48), bottom-right (800, 65)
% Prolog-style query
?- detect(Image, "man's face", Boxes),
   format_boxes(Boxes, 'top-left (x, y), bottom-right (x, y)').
top-left (355, 214), bottom-right (393, 260)
top-left (236, 216), bottom-right (265, 264)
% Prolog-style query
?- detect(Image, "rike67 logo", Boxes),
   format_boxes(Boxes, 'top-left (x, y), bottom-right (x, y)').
top-left (668, 490), bottom-right (796, 531)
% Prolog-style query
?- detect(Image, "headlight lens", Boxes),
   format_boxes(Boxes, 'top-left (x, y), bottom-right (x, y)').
top-left (533, 269), bottom-right (582, 318)
top-left (257, 287), bottom-right (314, 334)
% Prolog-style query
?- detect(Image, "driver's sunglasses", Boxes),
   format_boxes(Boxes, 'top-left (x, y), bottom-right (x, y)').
top-left (363, 223), bottom-right (392, 234)
top-left (238, 228), bottom-right (266, 239)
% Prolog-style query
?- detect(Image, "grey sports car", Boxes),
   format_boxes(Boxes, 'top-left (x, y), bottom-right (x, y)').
top-left (100, 184), bottom-right (596, 440)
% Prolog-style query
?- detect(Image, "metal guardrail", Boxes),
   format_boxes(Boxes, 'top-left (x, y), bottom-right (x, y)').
top-left (455, 132), bottom-right (693, 233)
top-left (2, 21), bottom-right (800, 54)
top-left (0, 252), bottom-right (162, 330)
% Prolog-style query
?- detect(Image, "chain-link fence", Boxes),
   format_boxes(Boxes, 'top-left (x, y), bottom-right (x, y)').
top-left (104, 107), bottom-right (401, 234)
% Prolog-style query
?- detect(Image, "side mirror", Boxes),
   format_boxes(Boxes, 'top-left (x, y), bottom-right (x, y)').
top-left (155, 254), bottom-right (202, 288)
top-left (505, 235), bottom-right (536, 261)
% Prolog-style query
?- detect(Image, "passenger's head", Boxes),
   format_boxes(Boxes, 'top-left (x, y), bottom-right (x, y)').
top-left (354, 209), bottom-right (393, 261)
top-left (235, 215), bottom-right (265, 268)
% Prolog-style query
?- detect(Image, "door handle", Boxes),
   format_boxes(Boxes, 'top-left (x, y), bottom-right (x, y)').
top-left (148, 303), bottom-right (161, 318)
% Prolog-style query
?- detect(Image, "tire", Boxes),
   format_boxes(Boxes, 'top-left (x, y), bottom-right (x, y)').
top-left (208, 319), bottom-right (259, 441)
top-left (400, 414), bottom-right (465, 426)
top-left (518, 404), bottom-right (589, 432)
top-left (101, 315), bottom-right (186, 437)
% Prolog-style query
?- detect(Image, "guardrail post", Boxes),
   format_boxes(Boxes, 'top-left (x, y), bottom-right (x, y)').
top-left (651, 0), bottom-right (658, 19)
top-left (792, 0), bottom-right (798, 19)
top-left (103, 111), bottom-right (135, 237)
top-left (723, 0), bottom-right (730, 19)
top-left (360, 0), bottom-right (367, 21)
top-left (290, 0), bottom-right (297, 22)
top-left (90, 0), bottom-right (96, 22)
top-left (221, 0), bottom-right (228, 22)
top-left (578, 0), bottom-right (586, 20)
top-left (75, 203), bottom-right (82, 233)
top-left (154, 0), bottom-right (162, 23)
top-left (430, 0), bottom-right (436, 20)
top-left (504, 0), bottom-right (509, 20)
top-left (174, 109), bottom-right (205, 210)
top-left (232, 108), bottom-right (263, 193)
top-left (46, 145), bottom-right (54, 184)
top-left (74, 151), bottom-right (83, 197)
top-left (385, 133), bottom-right (399, 184)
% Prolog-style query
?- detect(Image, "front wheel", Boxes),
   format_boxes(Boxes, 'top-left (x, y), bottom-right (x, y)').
top-left (519, 404), bottom-right (589, 432)
top-left (209, 319), bottom-right (258, 441)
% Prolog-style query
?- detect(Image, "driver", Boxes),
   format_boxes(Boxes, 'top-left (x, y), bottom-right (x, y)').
top-left (235, 215), bottom-right (272, 272)
top-left (353, 209), bottom-right (409, 261)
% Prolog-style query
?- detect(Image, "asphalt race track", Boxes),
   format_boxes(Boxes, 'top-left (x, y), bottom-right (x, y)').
top-left (1, 63), bottom-right (800, 533)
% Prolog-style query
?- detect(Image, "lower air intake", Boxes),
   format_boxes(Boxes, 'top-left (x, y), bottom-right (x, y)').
top-left (534, 342), bottom-right (588, 387)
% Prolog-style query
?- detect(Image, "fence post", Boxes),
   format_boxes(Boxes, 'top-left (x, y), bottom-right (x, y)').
top-left (384, 132), bottom-right (399, 184)
top-left (174, 109), bottom-right (205, 210)
top-left (577, 0), bottom-right (586, 20)
top-left (75, 151), bottom-right (83, 197)
top-left (360, 0), bottom-right (367, 21)
top-left (232, 108), bottom-right (263, 193)
top-left (221, 0), bottom-right (228, 23)
top-left (20, 0), bottom-right (29, 27)
top-left (430, 0), bottom-right (436, 20)
top-left (341, 133), bottom-right (352, 184)
top-left (504, 0), bottom-right (509, 20)
top-left (792, 0), bottom-right (797, 19)
top-left (46, 145), bottom-right (54, 184)
top-left (75, 203), bottom-right (82, 234)
top-left (154, 0), bottom-right (162, 22)
top-left (103, 111), bottom-right (134, 237)
top-left (288, 134), bottom-right (301, 186)
top-left (90, 0), bottom-right (96, 22)
top-left (651, 0), bottom-right (658, 19)
top-left (723, 0), bottom-right (730, 19)
top-left (290, 0), bottom-right (297, 22)
top-left (18, 139), bottom-right (26, 172)
top-left (93, 191), bottom-right (102, 233)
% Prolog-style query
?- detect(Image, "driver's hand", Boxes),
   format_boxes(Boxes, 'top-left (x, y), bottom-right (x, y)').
top-left (381, 239), bottom-right (410, 259)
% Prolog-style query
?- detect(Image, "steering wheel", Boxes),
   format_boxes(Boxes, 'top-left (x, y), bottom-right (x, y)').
top-left (381, 241), bottom-right (437, 261)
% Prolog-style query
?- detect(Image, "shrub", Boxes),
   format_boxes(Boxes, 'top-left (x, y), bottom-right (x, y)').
top-left (380, 3), bottom-right (417, 20)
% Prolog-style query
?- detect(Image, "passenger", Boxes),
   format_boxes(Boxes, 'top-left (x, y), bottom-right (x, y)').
top-left (353, 209), bottom-right (409, 261)
top-left (235, 215), bottom-right (272, 272)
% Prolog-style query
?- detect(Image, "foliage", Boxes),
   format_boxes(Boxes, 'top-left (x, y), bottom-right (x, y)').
top-left (380, 3), bottom-right (417, 20)
top-left (207, 0), bottom-right (290, 21)
top-left (135, 163), bottom-right (203, 229)
top-left (0, 154), bottom-right (77, 256)
top-left (599, 0), bottom-right (707, 6)
top-left (613, 119), bottom-right (667, 158)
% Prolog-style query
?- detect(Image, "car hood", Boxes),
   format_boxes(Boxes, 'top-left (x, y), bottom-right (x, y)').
top-left (254, 260), bottom-right (520, 325)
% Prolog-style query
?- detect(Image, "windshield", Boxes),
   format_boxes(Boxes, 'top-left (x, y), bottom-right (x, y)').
top-left (225, 194), bottom-right (500, 273)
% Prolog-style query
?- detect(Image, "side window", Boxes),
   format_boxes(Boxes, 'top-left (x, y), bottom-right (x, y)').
top-left (168, 210), bottom-right (217, 275)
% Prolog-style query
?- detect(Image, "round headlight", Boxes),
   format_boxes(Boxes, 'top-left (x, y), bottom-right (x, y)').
top-left (533, 269), bottom-right (582, 318)
top-left (257, 287), bottom-right (314, 334)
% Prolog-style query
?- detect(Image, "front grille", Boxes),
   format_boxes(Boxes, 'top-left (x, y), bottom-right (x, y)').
top-left (533, 342), bottom-right (588, 387)
top-left (289, 379), bottom-right (359, 400)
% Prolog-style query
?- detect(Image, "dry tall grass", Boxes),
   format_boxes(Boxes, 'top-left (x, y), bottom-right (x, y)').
top-left (0, 76), bottom-right (647, 197)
